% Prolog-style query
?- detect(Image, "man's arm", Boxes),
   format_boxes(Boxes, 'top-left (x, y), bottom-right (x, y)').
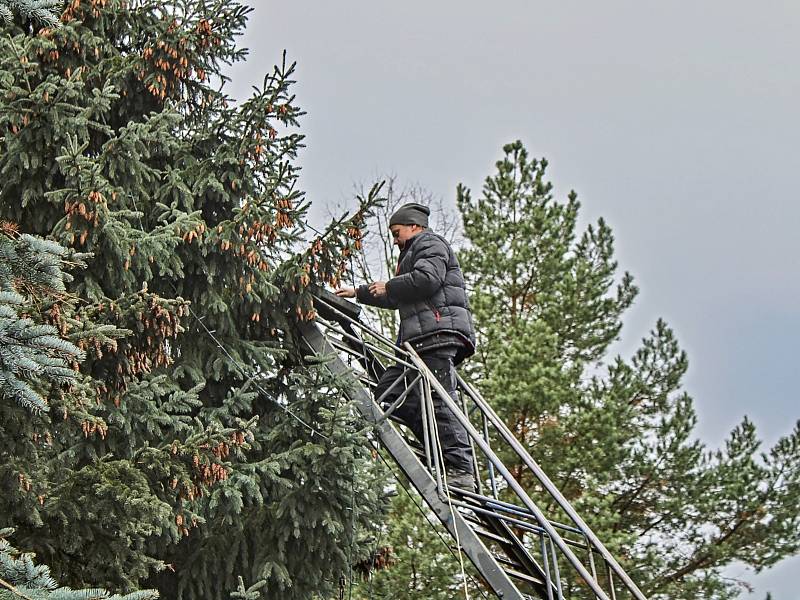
top-left (385, 236), bottom-right (447, 302)
top-left (357, 283), bottom-right (399, 309)
top-left (335, 285), bottom-right (398, 309)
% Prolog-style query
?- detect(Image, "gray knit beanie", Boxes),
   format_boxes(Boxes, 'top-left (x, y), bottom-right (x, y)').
top-left (389, 203), bottom-right (430, 228)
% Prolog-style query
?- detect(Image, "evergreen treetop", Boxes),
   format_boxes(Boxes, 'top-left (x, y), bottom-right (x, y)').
top-left (1, 1), bottom-right (386, 598)
top-left (345, 144), bottom-right (800, 599)
top-left (456, 141), bottom-right (800, 599)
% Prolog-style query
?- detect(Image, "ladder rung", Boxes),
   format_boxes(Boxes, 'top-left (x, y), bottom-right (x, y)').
top-left (459, 510), bottom-right (487, 526)
top-left (303, 313), bottom-right (645, 600)
top-left (471, 525), bottom-right (514, 546)
top-left (491, 552), bottom-right (526, 571)
top-left (502, 566), bottom-right (546, 586)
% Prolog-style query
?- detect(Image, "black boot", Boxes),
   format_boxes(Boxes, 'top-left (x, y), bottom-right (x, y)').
top-left (445, 465), bottom-right (476, 492)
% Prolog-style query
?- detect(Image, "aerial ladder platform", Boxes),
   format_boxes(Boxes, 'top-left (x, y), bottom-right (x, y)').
top-left (299, 289), bottom-right (648, 600)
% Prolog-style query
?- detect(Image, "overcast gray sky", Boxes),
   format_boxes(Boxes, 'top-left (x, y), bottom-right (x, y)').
top-left (226, 2), bottom-right (799, 597)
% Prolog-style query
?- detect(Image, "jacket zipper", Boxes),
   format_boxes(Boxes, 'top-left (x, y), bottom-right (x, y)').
top-left (426, 300), bottom-right (441, 322)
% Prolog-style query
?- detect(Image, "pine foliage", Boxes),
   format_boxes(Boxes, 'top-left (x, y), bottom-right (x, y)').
top-left (456, 141), bottom-right (800, 599)
top-left (0, 1), bottom-right (384, 598)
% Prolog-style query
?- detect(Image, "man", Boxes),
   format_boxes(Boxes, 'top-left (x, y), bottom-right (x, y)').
top-left (336, 202), bottom-right (477, 490)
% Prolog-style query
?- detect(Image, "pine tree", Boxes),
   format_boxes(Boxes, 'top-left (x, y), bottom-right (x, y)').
top-left (0, 2), bottom-right (384, 598)
top-left (456, 141), bottom-right (800, 599)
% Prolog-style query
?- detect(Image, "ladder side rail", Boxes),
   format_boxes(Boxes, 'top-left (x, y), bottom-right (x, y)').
top-left (470, 497), bottom-right (589, 541)
top-left (313, 293), bottom-right (398, 348)
top-left (451, 499), bottom-right (549, 537)
top-left (460, 387), bottom-right (484, 498)
top-left (317, 318), bottom-right (415, 370)
top-left (299, 321), bottom-right (527, 600)
top-left (482, 411), bottom-right (500, 499)
top-left (540, 536), bottom-right (555, 600)
top-left (308, 296), bottom-right (646, 599)
top-left (587, 536), bottom-right (600, 586)
top-left (457, 374), bottom-right (648, 600)
top-left (316, 311), bottom-right (622, 598)
top-left (548, 537), bottom-right (564, 599)
top-left (404, 346), bottom-right (614, 600)
top-left (463, 492), bottom-right (588, 538)
top-left (421, 366), bottom-right (553, 599)
top-left (420, 375), bottom-right (438, 477)
top-left (475, 511), bottom-right (552, 596)
top-left (453, 499), bottom-right (605, 556)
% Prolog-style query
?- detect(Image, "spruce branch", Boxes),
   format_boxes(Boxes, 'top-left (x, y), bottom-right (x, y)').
top-left (0, 1), bottom-right (61, 29)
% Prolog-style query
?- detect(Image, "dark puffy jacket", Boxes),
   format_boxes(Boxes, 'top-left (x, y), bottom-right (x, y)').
top-left (357, 230), bottom-right (476, 364)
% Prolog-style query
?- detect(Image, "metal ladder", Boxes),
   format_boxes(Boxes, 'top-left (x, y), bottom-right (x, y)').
top-left (298, 289), bottom-right (649, 600)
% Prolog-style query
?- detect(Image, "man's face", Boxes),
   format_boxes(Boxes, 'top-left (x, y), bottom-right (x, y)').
top-left (390, 223), bottom-right (421, 249)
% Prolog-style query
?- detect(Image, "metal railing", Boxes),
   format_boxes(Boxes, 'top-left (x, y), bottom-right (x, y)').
top-left (305, 290), bottom-right (648, 600)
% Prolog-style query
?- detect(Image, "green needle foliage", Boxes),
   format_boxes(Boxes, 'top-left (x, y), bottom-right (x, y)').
top-left (346, 143), bottom-right (800, 600)
top-left (456, 140), bottom-right (800, 599)
top-left (0, 228), bottom-right (84, 412)
top-left (0, 0), bottom-right (62, 29)
top-left (0, 528), bottom-right (158, 599)
top-left (0, 1), bottom-right (384, 598)
top-left (348, 485), bottom-right (486, 600)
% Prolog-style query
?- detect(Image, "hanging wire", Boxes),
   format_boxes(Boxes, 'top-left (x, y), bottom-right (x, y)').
top-left (426, 372), bottom-right (471, 600)
top-left (181, 299), bottom-right (327, 439)
top-left (373, 449), bottom-right (491, 600)
top-left (315, 297), bottom-right (483, 599)
top-left (346, 467), bottom-right (356, 600)
top-left (127, 192), bottom-right (328, 440)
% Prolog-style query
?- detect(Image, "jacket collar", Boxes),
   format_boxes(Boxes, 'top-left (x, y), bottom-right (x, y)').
top-left (400, 229), bottom-right (430, 254)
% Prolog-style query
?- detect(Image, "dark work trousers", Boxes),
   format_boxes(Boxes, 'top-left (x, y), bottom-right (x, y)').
top-left (374, 352), bottom-right (475, 474)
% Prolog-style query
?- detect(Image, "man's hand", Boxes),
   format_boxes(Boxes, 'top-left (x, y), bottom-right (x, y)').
top-left (369, 281), bottom-right (387, 298)
top-left (335, 287), bottom-right (356, 299)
